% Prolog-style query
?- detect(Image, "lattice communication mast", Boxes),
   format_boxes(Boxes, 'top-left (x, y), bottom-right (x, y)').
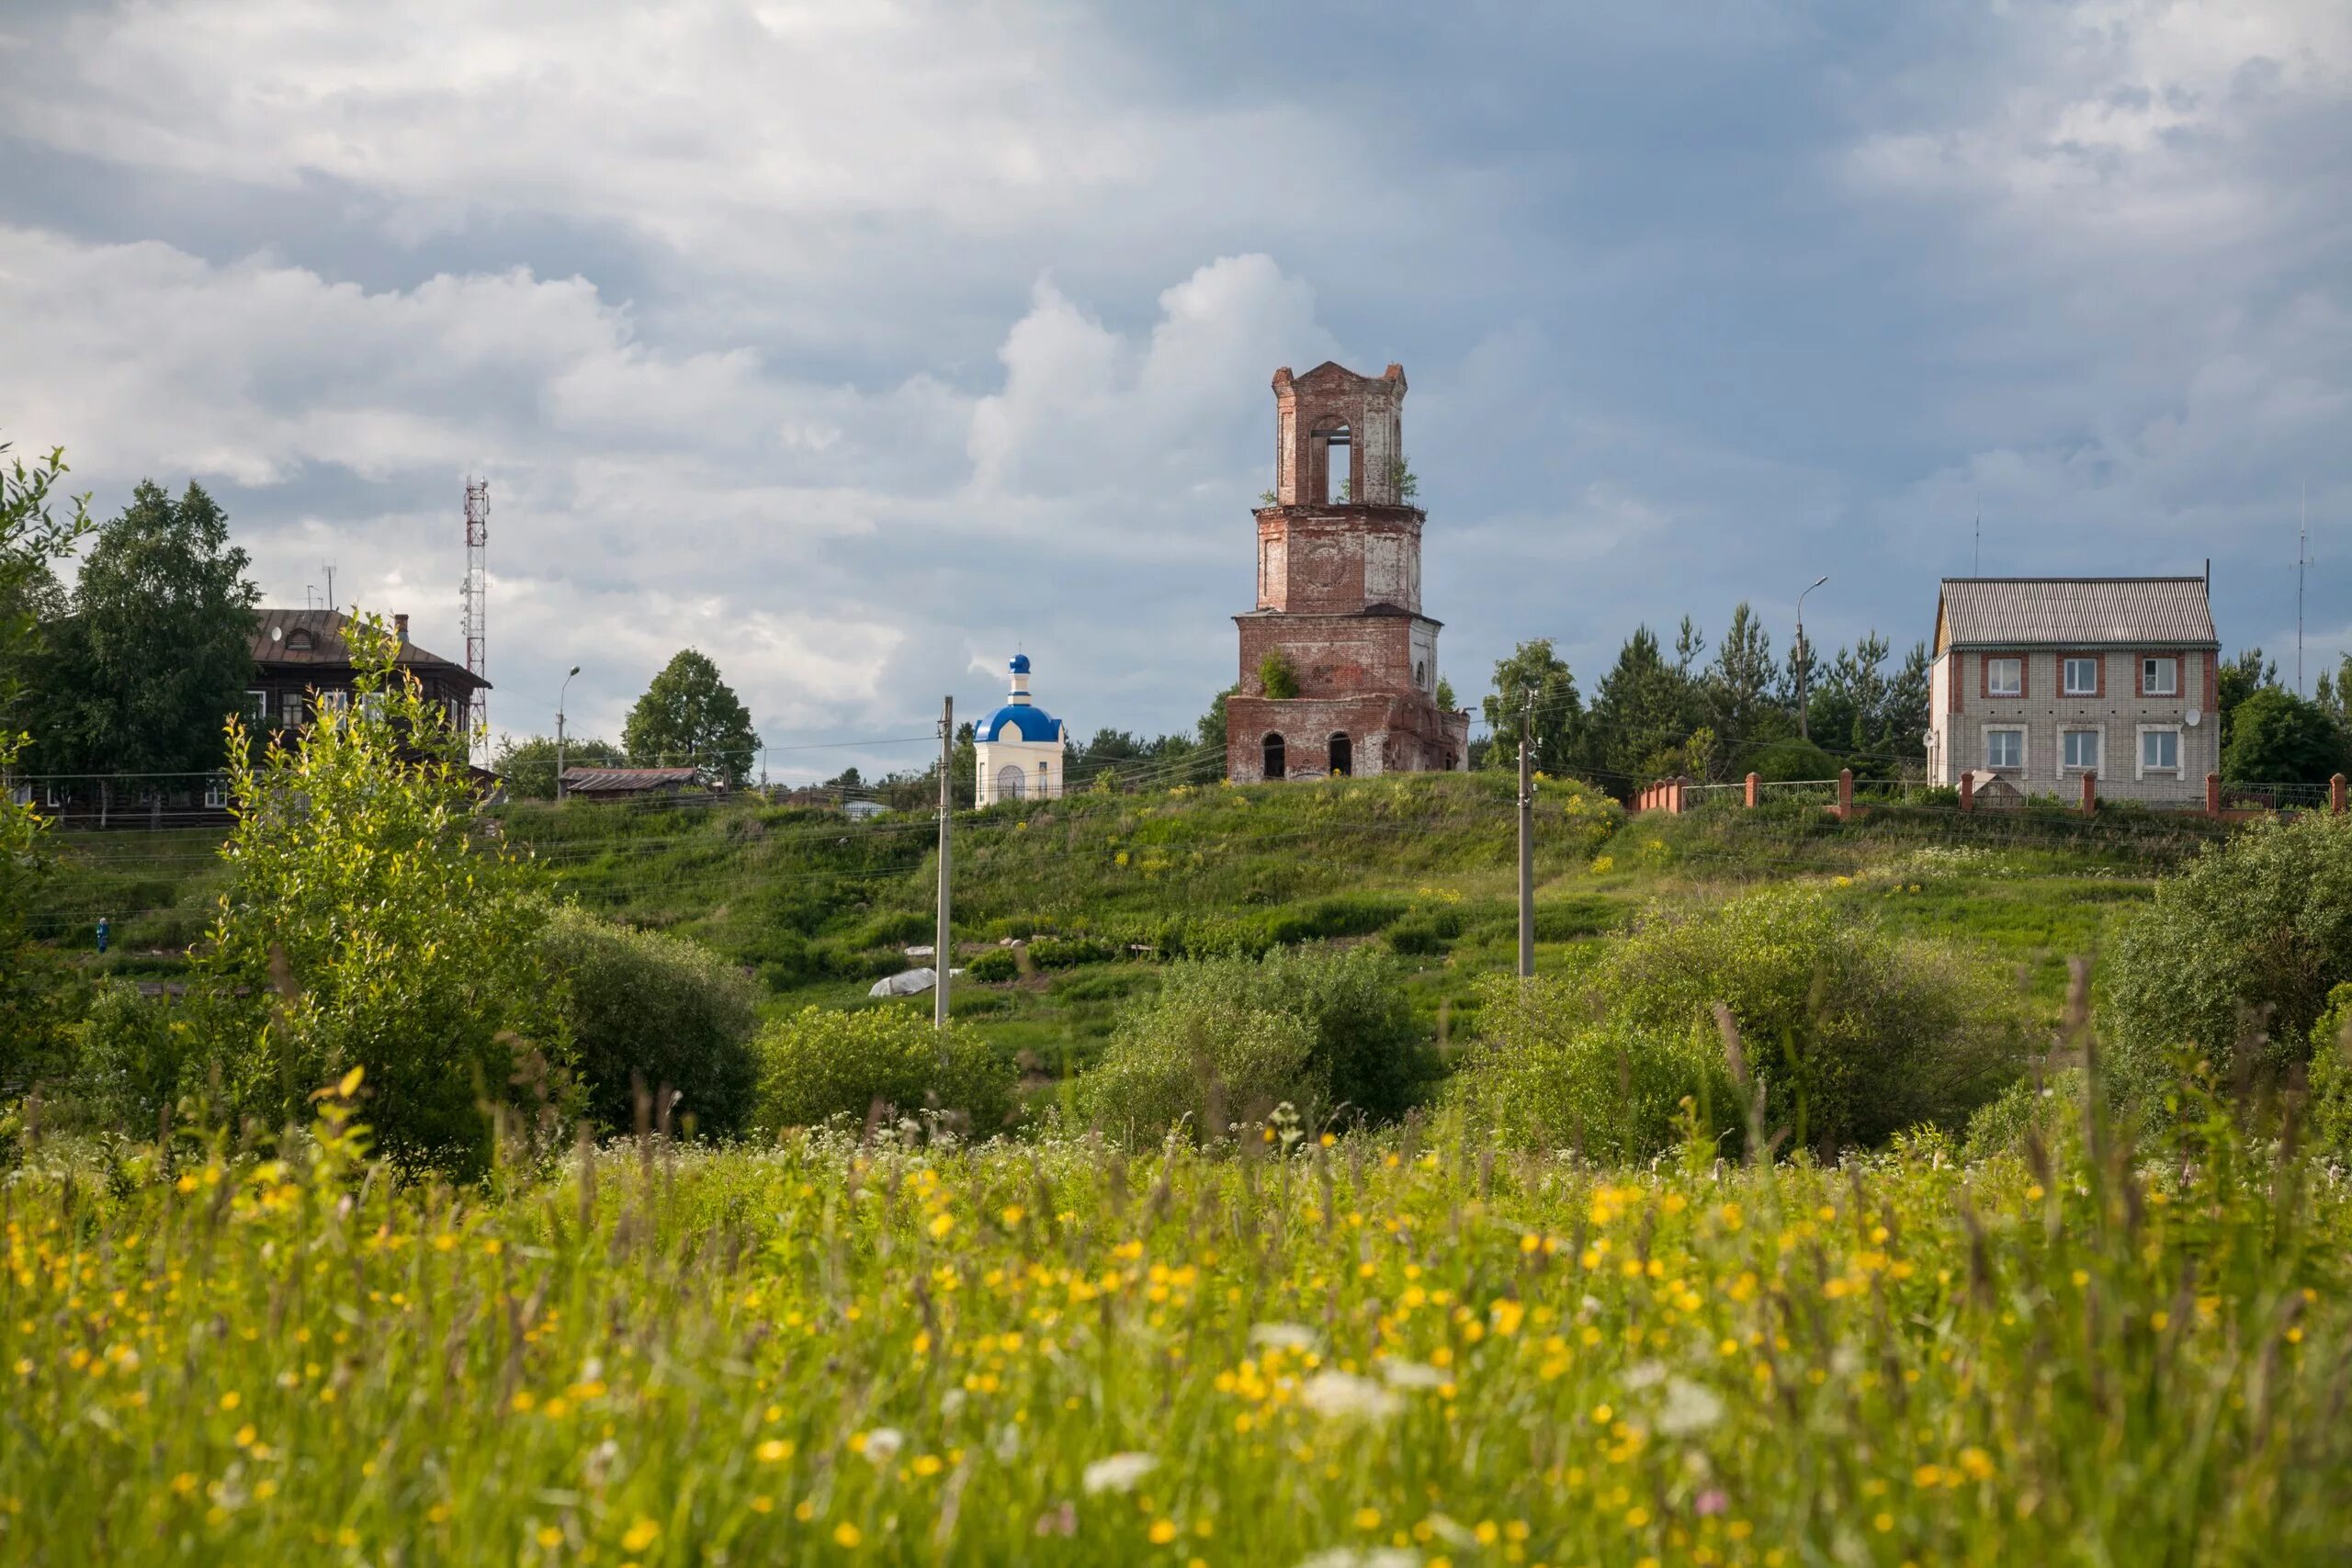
top-left (460, 477), bottom-right (490, 761)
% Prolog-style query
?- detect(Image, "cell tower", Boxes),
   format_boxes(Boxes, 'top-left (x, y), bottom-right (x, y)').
top-left (460, 477), bottom-right (490, 761)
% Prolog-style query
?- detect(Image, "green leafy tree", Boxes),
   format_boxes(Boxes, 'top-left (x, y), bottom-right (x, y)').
top-left (622, 649), bottom-right (762, 787)
top-left (2217, 648), bottom-right (2278, 752)
top-left (35, 480), bottom-right (258, 787)
top-left (1434, 675), bottom-right (1456, 711)
top-left (0, 440), bottom-right (92, 1090)
top-left (1197, 685), bottom-right (1235, 769)
top-left (2221, 686), bottom-right (2346, 786)
top-left (492, 733), bottom-right (627, 800)
top-left (2315, 653), bottom-right (2352, 730)
top-left (195, 613), bottom-right (571, 1177)
top-left (1481, 639), bottom-right (1580, 776)
top-left (2103, 812), bottom-right (2352, 1106)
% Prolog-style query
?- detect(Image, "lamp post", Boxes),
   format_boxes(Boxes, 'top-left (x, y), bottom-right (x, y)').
top-left (556, 665), bottom-right (581, 802)
top-left (1795, 575), bottom-right (1828, 741)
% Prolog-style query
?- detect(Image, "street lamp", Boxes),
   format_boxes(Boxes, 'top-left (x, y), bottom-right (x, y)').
top-left (556, 665), bottom-right (581, 802)
top-left (1795, 575), bottom-right (1828, 741)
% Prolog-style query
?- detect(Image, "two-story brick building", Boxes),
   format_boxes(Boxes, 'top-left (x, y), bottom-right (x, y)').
top-left (1926, 577), bottom-right (2219, 804)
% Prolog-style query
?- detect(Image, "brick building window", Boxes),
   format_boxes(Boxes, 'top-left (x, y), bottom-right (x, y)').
top-left (2141, 656), bottom-right (2179, 696)
top-left (2063, 658), bottom-right (2099, 696)
top-left (2062, 730), bottom-right (2100, 771)
top-left (1984, 728), bottom-right (2023, 771)
top-left (2139, 728), bottom-right (2180, 774)
top-left (1329, 733), bottom-right (1352, 777)
top-left (1985, 658), bottom-right (2022, 697)
top-left (1261, 733), bottom-right (1285, 780)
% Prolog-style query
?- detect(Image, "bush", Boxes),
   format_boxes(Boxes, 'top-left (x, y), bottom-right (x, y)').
top-left (2306, 984), bottom-right (2352, 1163)
top-left (963, 949), bottom-right (1020, 984)
top-left (74, 982), bottom-right (197, 1134)
top-left (541, 907), bottom-right (761, 1136)
top-left (1076, 946), bottom-right (1426, 1143)
top-left (1454, 887), bottom-right (2021, 1156)
top-left (2103, 814), bottom-right (2352, 1106)
top-left (194, 615), bottom-right (570, 1178)
top-left (753, 1006), bottom-right (1015, 1134)
top-left (1077, 987), bottom-right (1318, 1145)
top-left (1963, 1068), bottom-right (2087, 1159)
top-left (1449, 977), bottom-right (1735, 1160)
top-left (1747, 738), bottom-right (1842, 784)
top-left (1589, 888), bottom-right (2021, 1152)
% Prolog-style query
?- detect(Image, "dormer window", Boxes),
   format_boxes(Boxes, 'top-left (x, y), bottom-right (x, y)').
top-left (287, 629), bottom-right (314, 652)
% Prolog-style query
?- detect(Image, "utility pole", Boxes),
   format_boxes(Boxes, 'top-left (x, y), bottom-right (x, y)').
top-left (1517, 690), bottom-right (1534, 980)
top-left (2298, 483), bottom-right (2308, 693)
top-left (934, 694), bottom-right (954, 1033)
top-left (1795, 574), bottom-right (1828, 741)
top-left (555, 664), bottom-right (580, 802)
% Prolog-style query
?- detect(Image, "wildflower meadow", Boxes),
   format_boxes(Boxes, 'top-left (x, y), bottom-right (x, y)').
top-left (6, 1056), bottom-right (2346, 1566)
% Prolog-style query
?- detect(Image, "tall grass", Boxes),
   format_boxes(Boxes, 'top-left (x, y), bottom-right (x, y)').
top-left (5, 1057), bottom-right (2346, 1564)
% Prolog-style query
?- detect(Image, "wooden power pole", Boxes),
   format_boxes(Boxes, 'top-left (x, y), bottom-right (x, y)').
top-left (1517, 693), bottom-right (1534, 979)
top-left (934, 694), bottom-right (954, 1033)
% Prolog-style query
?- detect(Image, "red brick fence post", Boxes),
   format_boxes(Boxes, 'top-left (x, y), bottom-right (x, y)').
top-left (1959, 773), bottom-right (1973, 812)
top-left (2335, 773), bottom-right (2347, 815)
top-left (2205, 773), bottom-right (2222, 818)
top-left (1835, 768), bottom-right (1854, 822)
top-left (2080, 770), bottom-right (2097, 818)
top-left (1744, 772), bottom-right (1759, 808)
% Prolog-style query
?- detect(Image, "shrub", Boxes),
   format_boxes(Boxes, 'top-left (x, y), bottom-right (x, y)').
top-left (540, 906), bottom-right (761, 1136)
top-left (1258, 650), bottom-right (1299, 700)
top-left (963, 948), bottom-right (1020, 984)
top-left (2103, 814), bottom-right (2352, 1106)
top-left (1077, 946), bottom-right (1426, 1142)
top-left (1463, 887), bottom-right (2021, 1156)
top-left (1963, 1068), bottom-right (2087, 1159)
top-left (753, 1006), bottom-right (1015, 1134)
top-left (1610, 889), bottom-right (2020, 1150)
top-left (194, 615), bottom-right (571, 1178)
top-left (1449, 976), bottom-right (1735, 1160)
top-left (2307, 984), bottom-right (2352, 1162)
top-left (74, 982), bottom-right (197, 1134)
top-left (1077, 987), bottom-right (1318, 1145)
top-left (1747, 737), bottom-right (1842, 784)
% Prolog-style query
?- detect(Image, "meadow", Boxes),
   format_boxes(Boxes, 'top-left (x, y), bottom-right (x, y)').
top-left (7, 1063), bottom-right (2346, 1566)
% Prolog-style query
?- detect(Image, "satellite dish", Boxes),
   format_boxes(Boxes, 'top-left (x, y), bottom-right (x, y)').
top-left (2186, 708), bottom-right (2202, 728)
top-left (271, 626), bottom-right (284, 642)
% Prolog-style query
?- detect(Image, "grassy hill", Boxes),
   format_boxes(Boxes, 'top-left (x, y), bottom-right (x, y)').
top-left (31, 771), bottom-right (2235, 1073)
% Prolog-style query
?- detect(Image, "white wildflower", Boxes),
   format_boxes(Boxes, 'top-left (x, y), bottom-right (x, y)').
top-left (863, 1427), bottom-right (905, 1464)
top-left (1378, 1359), bottom-right (1446, 1390)
top-left (1623, 1359), bottom-right (1667, 1391)
top-left (1296, 1551), bottom-right (1422, 1568)
top-left (1081, 1452), bottom-right (1158, 1495)
top-left (1300, 1371), bottom-right (1402, 1422)
top-left (1420, 1513), bottom-right (1477, 1546)
top-left (1250, 1322), bottom-right (1320, 1352)
top-left (1657, 1377), bottom-right (1724, 1438)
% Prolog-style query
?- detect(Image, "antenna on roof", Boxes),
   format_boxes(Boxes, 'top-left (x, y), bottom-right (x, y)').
top-left (1973, 513), bottom-right (1980, 575)
top-left (322, 560), bottom-right (336, 613)
top-left (2297, 482), bottom-right (2307, 694)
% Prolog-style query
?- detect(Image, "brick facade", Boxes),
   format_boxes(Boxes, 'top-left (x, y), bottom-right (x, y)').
top-left (1227, 361), bottom-right (1470, 782)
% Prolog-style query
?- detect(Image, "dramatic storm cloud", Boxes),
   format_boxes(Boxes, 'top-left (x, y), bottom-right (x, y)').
top-left (3, 0), bottom-right (2346, 773)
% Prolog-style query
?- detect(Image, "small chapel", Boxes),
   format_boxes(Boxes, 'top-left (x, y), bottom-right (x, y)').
top-left (1225, 361), bottom-right (1471, 781)
top-left (973, 654), bottom-right (1068, 805)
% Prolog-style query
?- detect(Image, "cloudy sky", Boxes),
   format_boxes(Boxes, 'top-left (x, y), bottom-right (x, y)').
top-left (4, 0), bottom-right (2346, 781)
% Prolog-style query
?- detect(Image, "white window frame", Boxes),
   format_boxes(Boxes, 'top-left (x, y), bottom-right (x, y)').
top-left (247, 688), bottom-right (270, 724)
top-left (2063, 657), bottom-right (2099, 696)
top-left (2142, 656), bottom-right (2179, 697)
top-left (1983, 726), bottom-right (2025, 772)
top-left (359, 692), bottom-right (385, 722)
top-left (7, 784), bottom-right (28, 807)
top-left (317, 689), bottom-right (349, 714)
top-left (204, 777), bottom-right (230, 809)
top-left (1986, 657), bottom-right (2023, 697)
top-left (42, 783), bottom-right (65, 808)
top-left (2061, 729), bottom-right (2100, 773)
top-left (281, 692), bottom-right (304, 728)
top-left (2136, 725), bottom-right (2182, 779)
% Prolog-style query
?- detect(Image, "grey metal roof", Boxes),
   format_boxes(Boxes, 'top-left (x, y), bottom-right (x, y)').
top-left (560, 767), bottom-right (702, 794)
top-left (1937, 578), bottom-right (2217, 651)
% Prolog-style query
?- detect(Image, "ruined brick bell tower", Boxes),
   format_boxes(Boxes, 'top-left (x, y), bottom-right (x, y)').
top-left (1226, 362), bottom-right (1471, 782)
